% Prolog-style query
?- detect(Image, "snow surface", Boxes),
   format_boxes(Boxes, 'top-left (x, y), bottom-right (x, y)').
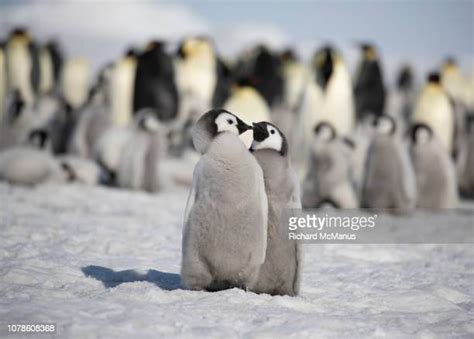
top-left (0, 182), bottom-right (473, 338)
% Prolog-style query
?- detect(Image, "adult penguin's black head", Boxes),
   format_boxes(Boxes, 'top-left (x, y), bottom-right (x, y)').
top-left (314, 45), bottom-right (334, 90)
top-left (397, 65), bottom-right (413, 91)
top-left (280, 48), bottom-right (298, 63)
top-left (427, 72), bottom-right (441, 85)
top-left (10, 27), bottom-right (29, 39)
top-left (250, 121), bottom-right (288, 156)
top-left (360, 43), bottom-right (377, 61)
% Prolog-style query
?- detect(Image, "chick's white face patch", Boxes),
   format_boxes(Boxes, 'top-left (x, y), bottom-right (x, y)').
top-left (252, 125), bottom-right (283, 152)
top-left (316, 125), bottom-right (334, 141)
top-left (143, 116), bottom-right (160, 132)
top-left (215, 112), bottom-right (240, 135)
top-left (376, 117), bottom-right (394, 135)
top-left (415, 127), bottom-right (431, 144)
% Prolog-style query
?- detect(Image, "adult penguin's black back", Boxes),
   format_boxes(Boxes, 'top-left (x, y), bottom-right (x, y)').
top-left (234, 45), bottom-right (283, 108)
top-left (133, 41), bottom-right (178, 122)
top-left (354, 43), bottom-right (386, 119)
top-left (45, 40), bottom-right (63, 87)
top-left (253, 46), bottom-right (283, 108)
top-left (212, 57), bottom-right (232, 107)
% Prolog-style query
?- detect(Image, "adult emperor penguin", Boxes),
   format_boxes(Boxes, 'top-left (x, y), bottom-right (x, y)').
top-left (409, 123), bottom-right (458, 208)
top-left (302, 45), bottom-right (355, 135)
top-left (361, 115), bottom-right (417, 209)
top-left (412, 72), bottom-right (454, 154)
top-left (301, 122), bottom-right (359, 208)
top-left (354, 43), bottom-right (386, 119)
top-left (38, 44), bottom-right (54, 94)
top-left (109, 49), bottom-right (137, 127)
top-left (61, 57), bottom-right (91, 109)
top-left (223, 77), bottom-right (271, 148)
top-left (5, 28), bottom-right (40, 104)
top-left (181, 109), bottom-right (267, 291)
top-left (296, 45), bottom-right (355, 171)
top-left (386, 65), bottom-right (415, 123)
top-left (117, 109), bottom-right (166, 192)
top-left (45, 41), bottom-right (63, 91)
top-left (175, 37), bottom-right (217, 113)
top-left (249, 121), bottom-right (301, 296)
top-left (276, 49), bottom-right (310, 149)
top-left (134, 41), bottom-right (178, 121)
top-left (234, 45), bottom-right (283, 109)
top-left (441, 58), bottom-right (466, 105)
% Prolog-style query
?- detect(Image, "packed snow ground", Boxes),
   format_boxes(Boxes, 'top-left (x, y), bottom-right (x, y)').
top-left (0, 182), bottom-right (473, 338)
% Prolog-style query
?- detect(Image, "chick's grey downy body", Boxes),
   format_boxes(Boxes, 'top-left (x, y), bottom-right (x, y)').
top-left (410, 125), bottom-right (458, 208)
top-left (181, 132), bottom-right (268, 291)
top-left (362, 134), bottom-right (417, 209)
top-left (251, 148), bottom-right (301, 296)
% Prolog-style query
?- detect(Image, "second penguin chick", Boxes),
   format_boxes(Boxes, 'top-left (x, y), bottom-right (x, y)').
top-left (361, 115), bottom-right (417, 210)
top-left (181, 109), bottom-right (268, 292)
top-left (302, 122), bottom-right (359, 208)
top-left (410, 123), bottom-right (458, 208)
top-left (117, 109), bottom-right (166, 192)
top-left (250, 121), bottom-right (301, 296)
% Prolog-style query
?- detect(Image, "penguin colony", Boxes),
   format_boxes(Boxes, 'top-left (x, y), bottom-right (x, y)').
top-left (0, 28), bottom-right (473, 294)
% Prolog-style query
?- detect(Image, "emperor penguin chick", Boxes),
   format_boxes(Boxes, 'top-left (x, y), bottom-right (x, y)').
top-left (249, 122), bottom-right (301, 296)
top-left (361, 115), bottom-right (417, 209)
top-left (181, 109), bottom-right (267, 291)
top-left (117, 110), bottom-right (166, 192)
top-left (302, 122), bottom-right (359, 208)
top-left (410, 123), bottom-right (458, 208)
top-left (0, 130), bottom-right (66, 185)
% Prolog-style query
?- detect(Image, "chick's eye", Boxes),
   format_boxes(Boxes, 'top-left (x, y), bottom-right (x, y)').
top-left (270, 129), bottom-right (275, 135)
top-left (227, 119), bottom-right (234, 124)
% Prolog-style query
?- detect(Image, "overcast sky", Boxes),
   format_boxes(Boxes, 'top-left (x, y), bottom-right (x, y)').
top-left (0, 0), bottom-right (472, 83)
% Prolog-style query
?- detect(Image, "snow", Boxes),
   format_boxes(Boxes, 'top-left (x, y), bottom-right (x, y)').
top-left (0, 182), bottom-right (473, 338)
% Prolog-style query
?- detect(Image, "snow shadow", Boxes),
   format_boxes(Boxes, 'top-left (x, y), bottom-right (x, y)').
top-left (81, 265), bottom-right (182, 290)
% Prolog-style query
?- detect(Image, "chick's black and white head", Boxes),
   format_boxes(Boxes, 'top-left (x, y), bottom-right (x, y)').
top-left (28, 129), bottom-right (49, 149)
top-left (411, 123), bottom-right (433, 144)
top-left (192, 109), bottom-right (252, 153)
top-left (250, 122), bottom-right (288, 156)
top-left (314, 122), bottom-right (337, 141)
top-left (373, 115), bottom-right (396, 135)
top-left (136, 109), bottom-right (160, 133)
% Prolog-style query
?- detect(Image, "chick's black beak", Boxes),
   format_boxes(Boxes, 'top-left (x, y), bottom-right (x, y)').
top-left (252, 122), bottom-right (268, 142)
top-left (236, 118), bottom-right (252, 134)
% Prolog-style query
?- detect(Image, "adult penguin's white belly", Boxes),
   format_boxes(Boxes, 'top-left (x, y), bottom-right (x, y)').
top-left (319, 61), bottom-right (355, 136)
top-left (413, 86), bottom-right (454, 153)
top-left (61, 57), bottom-right (91, 109)
top-left (176, 58), bottom-right (216, 110)
top-left (6, 37), bottom-right (34, 104)
top-left (39, 47), bottom-right (54, 94)
top-left (223, 87), bottom-right (271, 148)
top-left (109, 57), bottom-right (137, 127)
